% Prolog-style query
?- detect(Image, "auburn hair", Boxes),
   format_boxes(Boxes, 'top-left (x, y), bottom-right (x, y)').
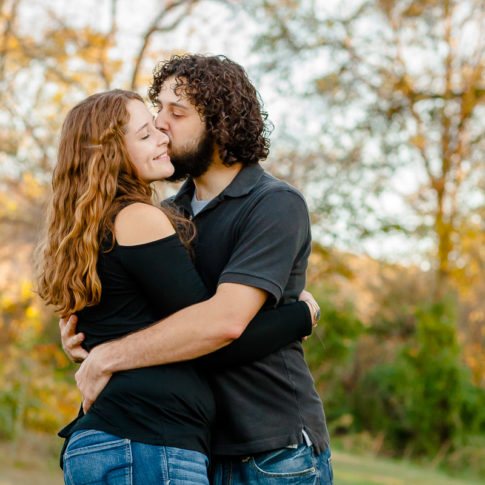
top-left (36, 89), bottom-right (193, 318)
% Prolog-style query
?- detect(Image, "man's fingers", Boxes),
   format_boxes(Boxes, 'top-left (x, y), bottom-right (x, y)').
top-left (59, 314), bottom-right (87, 363)
top-left (67, 332), bottom-right (87, 361)
top-left (64, 315), bottom-right (78, 336)
top-left (60, 315), bottom-right (76, 339)
top-left (71, 332), bottom-right (85, 346)
top-left (72, 348), bottom-right (89, 363)
top-left (82, 398), bottom-right (93, 414)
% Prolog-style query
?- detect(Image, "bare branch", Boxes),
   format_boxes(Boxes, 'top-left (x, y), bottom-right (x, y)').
top-left (130, 0), bottom-right (200, 91)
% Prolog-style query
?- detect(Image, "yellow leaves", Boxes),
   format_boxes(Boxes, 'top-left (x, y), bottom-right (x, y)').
top-left (0, 280), bottom-right (80, 437)
top-left (52, 91), bottom-right (64, 104)
top-left (0, 294), bottom-right (15, 313)
top-left (408, 346), bottom-right (419, 358)
top-left (22, 172), bottom-right (43, 200)
top-left (315, 73), bottom-right (340, 94)
top-left (463, 342), bottom-right (485, 387)
top-left (20, 280), bottom-right (33, 301)
top-left (6, 199), bottom-right (18, 212)
top-left (469, 309), bottom-right (485, 322)
top-left (410, 135), bottom-right (426, 150)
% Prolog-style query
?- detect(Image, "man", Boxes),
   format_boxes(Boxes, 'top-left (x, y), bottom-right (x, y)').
top-left (62, 54), bottom-right (332, 484)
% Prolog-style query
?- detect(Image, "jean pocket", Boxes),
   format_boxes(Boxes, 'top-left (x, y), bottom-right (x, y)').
top-left (64, 430), bottom-right (132, 485)
top-left (249, 444), bottom-right (316, 480)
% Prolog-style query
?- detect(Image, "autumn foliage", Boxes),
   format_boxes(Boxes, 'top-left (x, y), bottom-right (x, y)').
top-left (0, 0), bottom-right (484, 480)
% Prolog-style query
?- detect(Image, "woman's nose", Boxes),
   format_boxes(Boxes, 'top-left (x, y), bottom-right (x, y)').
top-left (157, 129), bottom-right (169, 146)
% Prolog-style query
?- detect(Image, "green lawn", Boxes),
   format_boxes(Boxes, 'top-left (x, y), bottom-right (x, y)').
top-left (332, 450), bottom-right (482, 485)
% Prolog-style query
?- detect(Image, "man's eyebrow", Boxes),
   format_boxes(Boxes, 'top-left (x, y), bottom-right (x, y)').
top-left (136, 122), bottom-right (149, 134)
top-left (156, 100), bottom-right (189, 110)
top-left (170, 102), bottom-right (188, 110)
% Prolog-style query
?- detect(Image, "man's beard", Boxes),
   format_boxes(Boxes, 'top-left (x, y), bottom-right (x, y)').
top-left (166, 131), bottom-right (214, 182)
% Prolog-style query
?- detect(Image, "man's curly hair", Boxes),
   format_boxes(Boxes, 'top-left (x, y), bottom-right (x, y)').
top-left (148, 54), bottom-right (271, 167)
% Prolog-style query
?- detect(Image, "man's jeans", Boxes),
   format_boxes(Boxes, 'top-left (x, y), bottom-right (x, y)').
top-left (62, 429), bottom-right (210, 484)
top-left (211, 444), bottom-right (333, 485)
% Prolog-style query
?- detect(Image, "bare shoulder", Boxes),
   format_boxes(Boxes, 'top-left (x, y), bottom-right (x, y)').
top-left (115, 202), bottom-right (176, 246)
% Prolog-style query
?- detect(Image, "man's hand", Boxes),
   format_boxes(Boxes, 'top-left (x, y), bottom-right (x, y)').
top-left (59, 315), bottom-right (88, 363)
top-left (75, 343), bottom-right (112, 413)
top-left (299, 289), bottom-right (321, 340)
top-left (299, 289), bottom-right (320, 328)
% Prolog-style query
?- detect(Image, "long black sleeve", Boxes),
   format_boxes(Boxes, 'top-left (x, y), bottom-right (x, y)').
top-left (198, 301), bottom-right (312, 368)
top-left (116, 236), bottom-right (312, 367)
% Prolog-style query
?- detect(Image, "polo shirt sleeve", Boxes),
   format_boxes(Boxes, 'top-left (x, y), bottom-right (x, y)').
top-left (218, 189), bottom-right (311, 304)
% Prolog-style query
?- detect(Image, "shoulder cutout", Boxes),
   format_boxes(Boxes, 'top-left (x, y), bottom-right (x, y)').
top-left (114, 203), bottom-right (176, 246)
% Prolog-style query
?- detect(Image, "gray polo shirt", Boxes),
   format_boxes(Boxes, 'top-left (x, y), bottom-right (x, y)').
top-left (173, 163), bottom-right (330, 456)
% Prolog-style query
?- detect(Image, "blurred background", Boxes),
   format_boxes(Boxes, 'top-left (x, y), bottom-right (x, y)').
top-left (1, 0), bottom-right (485, 483)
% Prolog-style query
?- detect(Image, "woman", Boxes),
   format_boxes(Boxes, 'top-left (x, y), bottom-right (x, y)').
top-left (36, 90), bottom-right (315, 484)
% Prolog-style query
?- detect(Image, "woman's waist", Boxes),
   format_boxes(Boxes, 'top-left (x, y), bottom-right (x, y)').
top-left (96, 363), bottom-right (214, 414)
top-left (62, 364), bottom-right (215, 444)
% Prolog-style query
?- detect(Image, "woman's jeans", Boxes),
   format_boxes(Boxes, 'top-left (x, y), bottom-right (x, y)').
top-left (63, 429), bottom-right (209, 485)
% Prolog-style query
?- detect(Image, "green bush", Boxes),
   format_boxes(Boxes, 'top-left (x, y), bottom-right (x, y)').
top-left (304, 286), bottom-right (364, 425)
top-left (353, 297), bottom-right (485, 457)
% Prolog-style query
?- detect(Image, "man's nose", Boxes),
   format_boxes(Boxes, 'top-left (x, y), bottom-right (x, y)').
top-left (154, 111), bottom-right (169, 131)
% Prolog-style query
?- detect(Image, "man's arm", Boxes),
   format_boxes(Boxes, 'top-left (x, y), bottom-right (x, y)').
top-left (76, 282), bottom-right (267, 412)
top-left (61, 288), bottom-right (319, 364)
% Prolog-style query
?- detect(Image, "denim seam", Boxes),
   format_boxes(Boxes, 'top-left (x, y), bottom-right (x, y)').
top-left (311, 446), bottom-right (320, 485)
top-left (64, 437), bottom-right (131, 459)
top-left (67, 429), bottom-right (105, 447)
top-left (248, 446), bottom-right (316, 478)
top-left (249, 459), bottom-right (316, 479)
top-left (65, 458), bottom-right (74, 485)
top-left (327, 455), bottom-right (333, 484)
top-left (127, 441), bottom-right (134, 485)
top-left (160, 445), bottom-right (169, 484)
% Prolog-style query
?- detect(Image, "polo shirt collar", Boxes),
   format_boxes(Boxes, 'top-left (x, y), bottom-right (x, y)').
top-left (221, 163), bottom-right (264, 198)
top-left (173, 163), bottom-right (264, 208)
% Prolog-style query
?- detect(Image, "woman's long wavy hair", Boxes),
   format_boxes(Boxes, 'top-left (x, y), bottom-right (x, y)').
top-left (36, 89), bottom-right (193, 318)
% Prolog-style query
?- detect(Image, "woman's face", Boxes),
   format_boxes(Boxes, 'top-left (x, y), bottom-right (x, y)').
top-left (124, 99), bottom-right (174, 182)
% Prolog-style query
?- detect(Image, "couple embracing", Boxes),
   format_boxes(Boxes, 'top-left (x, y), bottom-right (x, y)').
top-left (37, 54), bottom-right (332, 484)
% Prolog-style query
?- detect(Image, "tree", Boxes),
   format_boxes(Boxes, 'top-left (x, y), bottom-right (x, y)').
top-left (0, 0), bottom-right (203, 247)
top-left (246, 0), bottom-right (485, 297)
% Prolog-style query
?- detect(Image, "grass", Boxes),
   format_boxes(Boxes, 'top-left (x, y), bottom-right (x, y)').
top-left (0, 432), bottom-right (64, 485)
top-left (332, 449), bottom-right (483, 485)
top-left (1, 433), bottom-right (483, 485)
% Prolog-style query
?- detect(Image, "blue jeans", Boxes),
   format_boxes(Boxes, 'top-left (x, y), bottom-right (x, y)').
top-left (63, 429), bottom-right (209, 485)
top-left (210, 444), bottom-right (333, 484)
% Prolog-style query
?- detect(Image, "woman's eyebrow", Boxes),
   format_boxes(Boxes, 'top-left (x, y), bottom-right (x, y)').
top-left (136, 122), bottom-right (149, 134)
